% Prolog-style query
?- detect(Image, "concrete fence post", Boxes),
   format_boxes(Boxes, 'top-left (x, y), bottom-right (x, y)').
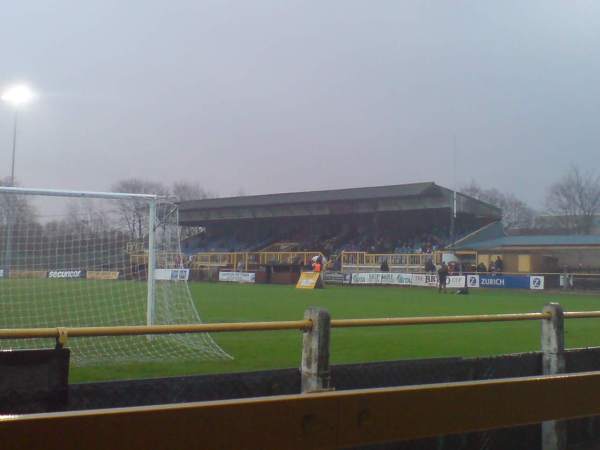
top-left (562, 268), bottom-right (570, 291)
top-left (541, 302), bottom-right (566, 450)
top-left (301, 307), bottom-right (331, 393)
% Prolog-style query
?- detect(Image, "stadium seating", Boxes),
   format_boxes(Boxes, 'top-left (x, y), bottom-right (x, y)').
top-left (182, 225), bottom-right (477, 258)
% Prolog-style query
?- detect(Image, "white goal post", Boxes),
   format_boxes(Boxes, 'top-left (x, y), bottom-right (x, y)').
top-left (1, 186), bottom-right (160, 327)
top-left (0, 186), bottom-right (231, 364)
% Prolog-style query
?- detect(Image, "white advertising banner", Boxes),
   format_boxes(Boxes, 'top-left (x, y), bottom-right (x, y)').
top-left (352, 273), bottom-right (382, 285)
top-left (48, 270), bottom-right (85, 279)
top-left (154, 268), bottom-right (190, 281)
top-left (411, 274), bottom-right (438, 287)
top-left (381, 273), bottom-right (413, 286)
top-left (410, 274), bottom-right (465, 288)
top-left (322, 272), bottom-right (351, 284)
top-left (447, 275), bottom-right (466, 289)
top-left (219, 271), bottom-right (256, 283)
top-left (351, 272), bottom-right (412, 286)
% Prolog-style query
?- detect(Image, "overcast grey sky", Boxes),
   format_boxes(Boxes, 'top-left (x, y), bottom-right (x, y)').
top-left (1, 1), bottom-right (599, 207)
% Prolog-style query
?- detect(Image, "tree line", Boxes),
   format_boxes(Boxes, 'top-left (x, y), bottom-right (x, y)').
top-left (0, 179), bottom-right (218, 245)
top-left (462, 165), bottom-right (600, 234)
top-left (2, 166), bottom-right (600, 245)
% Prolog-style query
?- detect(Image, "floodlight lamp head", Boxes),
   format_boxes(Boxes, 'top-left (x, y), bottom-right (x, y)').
top-left (1, 84), bottom-right (36, 107)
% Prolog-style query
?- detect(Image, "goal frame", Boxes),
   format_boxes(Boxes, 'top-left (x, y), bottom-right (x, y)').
top-left (0, 186), bottom-right (161, 327)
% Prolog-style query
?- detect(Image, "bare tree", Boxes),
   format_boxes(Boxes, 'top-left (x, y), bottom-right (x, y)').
top-left (0, 177), bottom-right (37, 226)
top-left (65, 199), bottom-right (111, 235)
top-left (545, 166), bottom-right (600, 234)
top-left (462, 181), bottom-right (535, 229)
top-left (111, 179), bottom-right (215, 243)
top-left (171, 181), bottom-right (215, 239)
top-left (0, 178), bottom-right (38, 268)
top-left (171, 181), bottom-right (214, 202)
top-left (111, 179), bottom-right (169, 241)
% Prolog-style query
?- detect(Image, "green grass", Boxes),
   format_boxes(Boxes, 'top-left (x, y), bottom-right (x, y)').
top-left (70, 283), bottom-right (600, 383)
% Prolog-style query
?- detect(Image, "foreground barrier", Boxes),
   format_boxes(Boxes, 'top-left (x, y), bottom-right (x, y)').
top-left (2, 370), bottom-right (600, 450)
top-left (3, 304), bottom-right (600, 449)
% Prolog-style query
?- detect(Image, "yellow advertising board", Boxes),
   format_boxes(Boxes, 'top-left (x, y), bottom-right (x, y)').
top-left (296, 271), bottom-right (324, 289)
top-left (87, 271), bottom-right (120, 280)
top-left (10, 270), bottom-right (47, 279)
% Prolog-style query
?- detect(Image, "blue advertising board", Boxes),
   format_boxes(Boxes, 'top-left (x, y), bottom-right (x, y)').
top-left (468, 274), bottom-right (532, 289)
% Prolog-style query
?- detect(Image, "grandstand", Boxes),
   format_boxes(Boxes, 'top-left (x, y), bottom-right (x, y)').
top-left (177, 182), bottom-right (500, 277)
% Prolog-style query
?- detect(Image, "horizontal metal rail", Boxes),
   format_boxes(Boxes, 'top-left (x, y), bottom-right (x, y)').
top-left (0, 320), bottom-right (312, 339)
top-left (564, 311), bottom-right (600, 319)
top-left (2, 310), bottom-right (600, 340)
top-left (3, 371), bottom-right (600, 450)
top-left (330, 312), bottom-right (550, 327)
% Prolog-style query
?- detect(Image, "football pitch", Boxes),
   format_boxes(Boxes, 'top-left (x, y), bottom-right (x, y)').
top-left (67, 282), bottom-right (600, 382)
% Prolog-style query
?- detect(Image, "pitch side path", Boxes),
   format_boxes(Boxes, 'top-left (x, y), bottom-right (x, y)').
top-left (71, 283), bottom-right (600, 382)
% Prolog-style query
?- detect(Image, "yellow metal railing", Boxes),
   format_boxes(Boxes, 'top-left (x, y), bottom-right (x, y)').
top-left (129, 252), bottom-right (182, 267)
top-left (188, 251), bottom-right (323, 269)
top-left (129, 251), bottom-right (325, 270)
top-left (129, 250), bottom-right (451, 272)
top-left (3, 310), bottom-right (600, 341)
top-left (341, 251), bottom-right (442, 270)
top-left (190, 252), bottom-right (239, 268)
top-left (257, 251), bottom-right (321, 266)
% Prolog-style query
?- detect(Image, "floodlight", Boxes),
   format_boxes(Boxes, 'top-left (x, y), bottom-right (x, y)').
top-left (1, 84), bottom-right (35, 106)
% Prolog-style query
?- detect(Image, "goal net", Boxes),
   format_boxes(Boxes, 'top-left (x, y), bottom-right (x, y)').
top-left (0, 186), bottom-right (231, 365)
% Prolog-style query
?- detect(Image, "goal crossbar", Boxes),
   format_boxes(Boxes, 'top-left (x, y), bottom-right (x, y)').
top-left (0, 186), bottom-right (162, 201)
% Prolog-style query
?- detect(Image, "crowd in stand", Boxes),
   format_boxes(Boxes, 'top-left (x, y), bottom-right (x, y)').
top-left (184, 230), bottom-right (452, 256)
top-left (340, 229), bottom-right (450, 255)
top-left (183, 224), bottom-right (469, 257)
top-left (182, 232), bottom-right (273, 254)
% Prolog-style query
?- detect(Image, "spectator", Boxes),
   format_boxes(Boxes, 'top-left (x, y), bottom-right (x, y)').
top-left (380, 259), bottom-right (390, 272)
top-left (438, 262), bottom-right (449, 294)
top-left (333, 257), bottom-right (342, 271)
top-left (424, 258), bottom-right (436, 273)
top-left (494, 256), bottom-right (504, 273)
top-left (477, 262), bottom-right (488, 273)
top-left (312, 259), bottom-right (322, 272)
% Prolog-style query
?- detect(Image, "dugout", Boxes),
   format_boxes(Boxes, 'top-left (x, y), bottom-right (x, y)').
top-left (453, 224), bottom-right (600, 276)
